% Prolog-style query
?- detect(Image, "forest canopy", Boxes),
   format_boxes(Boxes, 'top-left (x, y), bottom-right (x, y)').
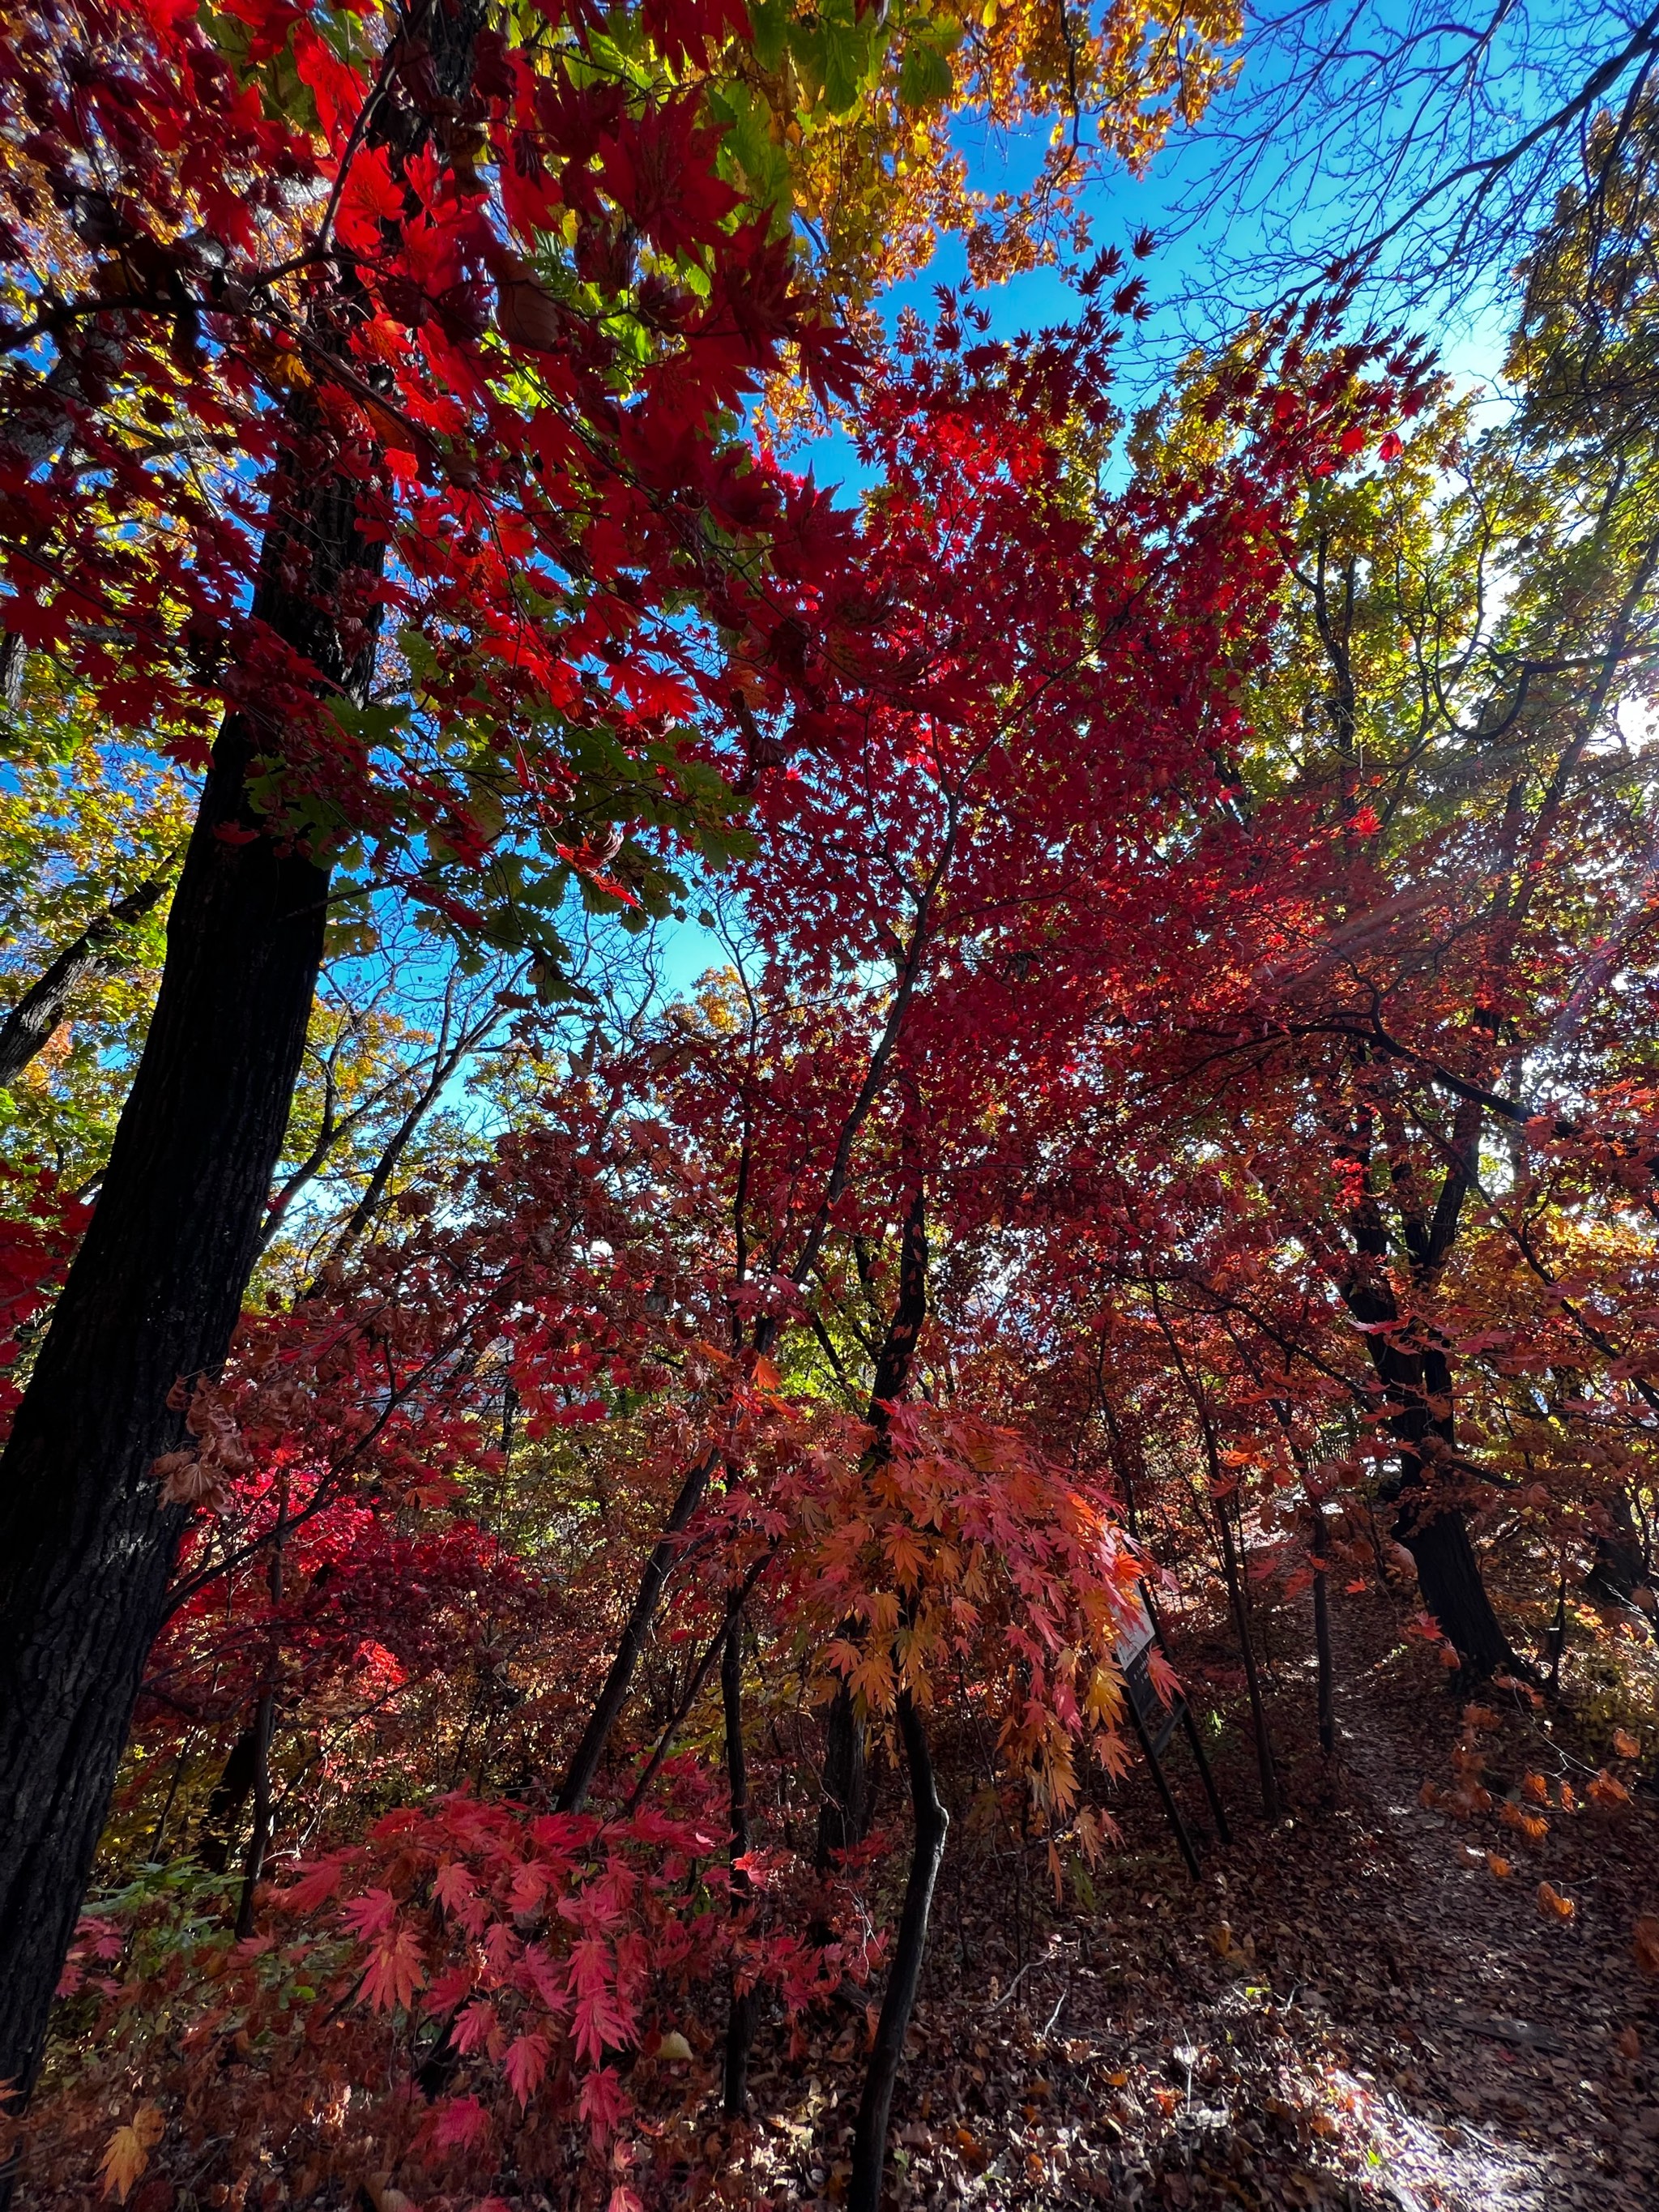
top-left (2, 4), bottom-right (1657, 2210)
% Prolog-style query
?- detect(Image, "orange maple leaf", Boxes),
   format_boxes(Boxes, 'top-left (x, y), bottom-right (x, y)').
top-left (98, 2103), bottom-right (164, 2203)
top-left (1499, 1800), bottom-right (1548, 1844)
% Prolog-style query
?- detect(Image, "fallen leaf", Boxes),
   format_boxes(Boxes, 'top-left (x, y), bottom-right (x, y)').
top-left (1613, 1727), bottom-right (1640, 1759)
top-left (1486, 1853), bottom-right (1512, 1878)
top-left (1634, 1915), bottom-right (1659, 1976)
top-left (1537, 1881), bottom-right (1575, 1922)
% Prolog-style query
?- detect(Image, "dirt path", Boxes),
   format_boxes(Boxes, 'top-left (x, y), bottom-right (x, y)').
top-left (735, 1601), bottom-right (1659, 2210)
top-left (1307, 1621), bottom-right (1659, 2210)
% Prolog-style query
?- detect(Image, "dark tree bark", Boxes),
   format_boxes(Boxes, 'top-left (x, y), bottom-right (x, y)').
top-left (555, 1445), bottom-right (723, 1815)
top-left (1310, 1501), bottom-right (1336, 1760)
top-left (0, 878), bottom-right (167, 1088)
top-left (813, 1680), bottom-right (870, 1875)
top-left (813, 1181), bottom-right (928, 1875)
top-left (0, 5), bottom-right (482, 2132)
top-left (847, 1688), bottom-right (948, 2212)
top-left (721, 1605), bottom-right (755, 2118)
top-left (1150, 1292), bottom-right (1282, 1821)
top-left (1334, 1097), bottom-right (1515, 1676)
top-left (0, 708), bottom-right (336, 2116)
top-left (1339, 1263), bottom-right (1512, 1673)
top-left (196, 1723), bottom-right (259, 1875)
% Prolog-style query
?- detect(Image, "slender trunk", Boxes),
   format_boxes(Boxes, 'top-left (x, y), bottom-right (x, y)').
top-left (0, 878), bottom-right (167, 1087)
top-left (722, 1606), bottom-right (755, 2119)
top-left (1213, 1480), bottom-right (1282, 1821)
top-left (233, 1689), bottom-right (277, 1941)
top-left (814, 1680), bottom-right (870, 1875)
top-left (1149, 1292), bottom-right (1282, 1821)
top-left (1310, 1502), bottom-right (1336, 1761)
top-left (814, 1181), bottom-right (928, 1873)
top-left (555, 1447), bottom-right (720, 1813)
top-left (197, 1723), bottom-right (260, 1875)
top-left (847, 1689), bottom-right (948, 2212)
top-left (235, 1476), bottom-right (288, 1938)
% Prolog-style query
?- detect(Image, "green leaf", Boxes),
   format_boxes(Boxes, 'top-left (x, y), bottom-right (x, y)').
top-left (899, 38), bottom-right (956, 110)
top-left (748, 0), bottom-right (790, 72)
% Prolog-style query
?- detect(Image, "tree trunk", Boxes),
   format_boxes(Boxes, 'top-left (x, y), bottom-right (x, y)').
top-left (197, 1723), bottom-right (259, 1875)
top-left (722, 1606), bottom-right (755, 2119)
top-left (0, 10), bottom-right (478, 2149)
top-left (0, 720), bottom-right (331, 2115)
top-left (233, 1686), bottom-right (277, 1941)
top-left (814, 1182), bottom-right (928, 1873)
top-left (555, 1445), bottom-right (722, 1814)
top-left (1310, 1502), bottom-right (1336, 1761)
top-left (847, 1689), bottom-right (948, 2212)
top-left (1395, 1487), bottom-right (1512, 1674)
top-left (0, 878), bottom-right (167, 1087)
top-left (814, 1680), bottom-right (871, 1875)
top-left (1213, 1480), bottom-right (1282, 1821)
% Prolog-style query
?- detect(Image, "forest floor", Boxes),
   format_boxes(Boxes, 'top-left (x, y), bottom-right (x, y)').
top-left (723, 1596), bottom-right (1659, 2210)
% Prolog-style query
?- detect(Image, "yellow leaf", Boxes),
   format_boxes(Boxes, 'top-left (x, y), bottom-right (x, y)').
top-left (99, 2104), bottom-right (163, 2203)
top-left (657, 2030), bottom-right (693, 2061)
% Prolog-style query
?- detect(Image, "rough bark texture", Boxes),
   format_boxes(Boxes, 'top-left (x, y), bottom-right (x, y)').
top-left (0, 15), bottom-right (481, 2138)
top-left (0, 378), bottom-right (392, 2152)
top-left (0, 721), bottom-right (331, 2110)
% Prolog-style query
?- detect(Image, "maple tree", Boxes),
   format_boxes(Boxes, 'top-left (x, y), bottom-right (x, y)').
top-left (7, 14), bottom-right (1659, 2210)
